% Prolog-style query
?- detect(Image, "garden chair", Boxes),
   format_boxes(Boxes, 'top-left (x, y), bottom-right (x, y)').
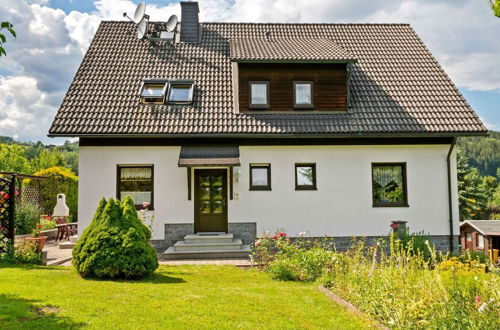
top-left (54, 216), bottom-right (70, 241)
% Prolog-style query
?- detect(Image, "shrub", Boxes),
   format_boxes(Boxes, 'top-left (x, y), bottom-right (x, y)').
top-left (0, 239), bottom-right (41, 265)
top-left (15, 202), bottom-right (42, 235)
top-left (72, 196), bottom-right (158, 279)
top-left (39, 218), bottom-right (56, 230)
top-left (29, 167), bottom-right (78, 221)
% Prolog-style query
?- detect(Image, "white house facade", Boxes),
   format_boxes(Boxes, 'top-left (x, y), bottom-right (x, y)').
top-left (49, 1), bottom-right (486, 255)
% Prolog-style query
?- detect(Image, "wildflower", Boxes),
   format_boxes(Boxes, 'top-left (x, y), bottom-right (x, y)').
top-left (475, 295), bottom-right (482, 309)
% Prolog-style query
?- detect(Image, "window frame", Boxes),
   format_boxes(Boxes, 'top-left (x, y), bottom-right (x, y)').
top-left (167, 80), bottom-right (195, 104)
top-left (116, 164), bottom-right (154, 210)
top-left (139, 79), bottom-right (168, 104)
top-left (293, 81), bottom-right (314, 109)
top-left (248, 81), bottom-right (270, 109)
top-left (249, 163), bottom-right (272, 191)
top-left (295, 163), bottom-right (317, 191)
top-left (371, 162), bottom-right (408, 208)
top-left (477, 233), bottom-right (484, 249)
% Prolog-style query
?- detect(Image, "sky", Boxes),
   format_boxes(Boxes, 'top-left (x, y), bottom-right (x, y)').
top-left (0, 0), bottom-right (499, 144)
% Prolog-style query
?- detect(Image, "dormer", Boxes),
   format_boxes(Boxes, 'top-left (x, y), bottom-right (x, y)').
top-left (230, 37), bottom-right (357, 113)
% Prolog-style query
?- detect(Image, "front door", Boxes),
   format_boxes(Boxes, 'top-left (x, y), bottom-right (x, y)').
top-left (194, 169), bottom-right (228, 233)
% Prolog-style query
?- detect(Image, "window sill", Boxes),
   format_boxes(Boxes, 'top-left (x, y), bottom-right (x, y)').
top-left (249, 187), bottom-right (272, 191)
top-left (293, 105), bottom-right (314, 110)
top-left (295, 186), bottom-right (317, 191)
top-left (249, 105), bottom-right (270, 110)
top-left (135, 206), bottom-right (155, 211)
top-left (372, 203), bottom-right (409, 208)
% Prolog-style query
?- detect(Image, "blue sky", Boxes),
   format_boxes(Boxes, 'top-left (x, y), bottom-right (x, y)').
top-left (0, 0), bottom-right (499, 143)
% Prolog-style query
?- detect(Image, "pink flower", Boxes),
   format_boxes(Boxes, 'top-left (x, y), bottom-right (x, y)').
top-left (272, 235), bottom-right (278, 239)
top-left (255, 240), bottom-right (261, 247)
top-left (142, 202), bottom-right (151, 209)
top-left (279, 232), bottom-right (286, 237)
top-left (390, 223), bottom-right (399, 229)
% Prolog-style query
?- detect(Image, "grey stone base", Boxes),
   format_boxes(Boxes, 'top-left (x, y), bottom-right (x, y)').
top-left (150, 222), bottom-right (257, 252)
top-left (287, 235), bottom-right (459, 253)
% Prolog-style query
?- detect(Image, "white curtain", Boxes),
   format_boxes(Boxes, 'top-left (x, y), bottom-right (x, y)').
top-left (120, 167), bottom-right (152, 179)
top-left (373, 166), bottom-right (402, 187)
top-left (295, 84), bottom-right (311, 104)
top-left (121, 191), bottom-right (151, 205)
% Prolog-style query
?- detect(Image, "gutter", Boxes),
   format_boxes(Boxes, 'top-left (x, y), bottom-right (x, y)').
top-left (446, 137), bottom-right (457, 252)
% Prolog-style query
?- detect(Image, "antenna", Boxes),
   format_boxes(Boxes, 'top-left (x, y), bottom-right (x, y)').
top-left (166, 15), bottom-right (178, 32)
top-left (133, 2), bottom-right (147, 24)
top-left (137, 17), bottom-right (148, 39)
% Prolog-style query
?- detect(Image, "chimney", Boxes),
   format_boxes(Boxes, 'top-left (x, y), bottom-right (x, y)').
top-left (180, 1), bottom-right (200, 43)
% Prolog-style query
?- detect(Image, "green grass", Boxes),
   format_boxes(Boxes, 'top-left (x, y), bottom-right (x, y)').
top-left (0, 265), bottom-right (371, 329)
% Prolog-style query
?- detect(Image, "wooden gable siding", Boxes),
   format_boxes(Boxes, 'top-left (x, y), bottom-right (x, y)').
top-left (238, 63), bottom-right (347, 112)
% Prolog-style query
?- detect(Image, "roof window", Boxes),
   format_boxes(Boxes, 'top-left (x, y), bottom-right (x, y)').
top-left (139, 79), bottom-right (168, 104)
top-left (168, 80), bottom-right (194, 104)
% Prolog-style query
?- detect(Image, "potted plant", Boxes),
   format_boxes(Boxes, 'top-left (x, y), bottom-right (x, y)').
top-left (25, 223), bottom-right (47, 252)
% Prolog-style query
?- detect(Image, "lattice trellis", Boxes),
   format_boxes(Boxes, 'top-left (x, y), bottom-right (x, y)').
top-left (22, 186), bottom-right (40, 206)
top-left (0, 177), bottom-right (13, 253)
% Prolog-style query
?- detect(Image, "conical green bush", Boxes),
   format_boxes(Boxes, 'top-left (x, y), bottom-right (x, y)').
top-left (72, 197), bottom-right (158, 279)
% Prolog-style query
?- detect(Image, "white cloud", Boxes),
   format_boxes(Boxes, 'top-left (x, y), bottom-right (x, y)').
top-left (0, 0), bottom-right (498, 143)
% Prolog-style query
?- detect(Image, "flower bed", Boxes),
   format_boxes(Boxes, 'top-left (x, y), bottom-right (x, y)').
top-left (252, 232), bottom-right (500, 329)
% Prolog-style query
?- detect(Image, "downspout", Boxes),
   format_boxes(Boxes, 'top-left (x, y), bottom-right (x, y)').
top-left (447, 137), bottom-right (457, 252)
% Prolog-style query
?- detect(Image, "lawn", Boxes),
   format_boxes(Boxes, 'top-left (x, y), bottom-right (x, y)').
top-left (0, 265), bottom-right (371, 329)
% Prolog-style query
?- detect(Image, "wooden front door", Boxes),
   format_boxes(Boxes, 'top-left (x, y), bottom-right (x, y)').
top-left (194, 169), bottom-right (228, 233)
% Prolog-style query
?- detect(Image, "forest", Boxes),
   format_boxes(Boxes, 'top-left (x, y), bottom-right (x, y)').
top-left (0, 132), bottom-right (499, 220)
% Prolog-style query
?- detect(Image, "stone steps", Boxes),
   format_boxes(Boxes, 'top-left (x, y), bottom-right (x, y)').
top-left (163, 232), bottom-right (250, 260)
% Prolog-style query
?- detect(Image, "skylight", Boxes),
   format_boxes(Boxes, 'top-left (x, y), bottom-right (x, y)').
top-left (139, 79), bottom-right (168, 104)
top-left (168, 80), bottom-right (194, 104)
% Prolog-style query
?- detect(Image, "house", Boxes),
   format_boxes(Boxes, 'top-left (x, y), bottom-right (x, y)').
top-left (48, 1), bottom-right (487, 257)
top-left (460, 220), bottom-right (500, 261)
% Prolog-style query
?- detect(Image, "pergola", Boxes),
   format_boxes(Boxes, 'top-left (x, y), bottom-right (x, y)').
top-left (0, 171), bottom-right (47, 251)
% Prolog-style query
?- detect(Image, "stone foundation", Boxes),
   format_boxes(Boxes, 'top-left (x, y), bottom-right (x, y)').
top-left (150, 222), bottom-right (257, 252)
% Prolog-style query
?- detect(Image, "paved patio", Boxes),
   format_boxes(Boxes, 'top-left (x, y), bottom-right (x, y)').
top-left (43, 240), bottom-right (72, 266)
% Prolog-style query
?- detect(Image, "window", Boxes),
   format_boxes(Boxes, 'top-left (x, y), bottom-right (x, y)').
top-left (168, 80), bottom-right (194, 104)
top-left (295, 163), bottom-right (317, 190)
top-left (140, 80), bottom-right (167, 104)
top-left (117, 165), bottom-right (153, 209)
top-left (466, 233), bottom-right (472, 242)
top-left (249, 164), bottom-right (271, 190)
top-left (372, 163), bottom-right (408, 207)
top-left (293, 81), bottom-right (313, 108)
top-left (477, 234), bottom-right (484, 249)
top-left (249, 81), bottom-right (269, 109)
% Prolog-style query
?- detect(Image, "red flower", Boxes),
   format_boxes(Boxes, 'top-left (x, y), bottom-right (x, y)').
top-left (279, 232), bottom-right (286, 237)
top-left (390, 223), bottom-right (399, 229)
top-left (37, 224), bottom-right (43, 229)
top-left (2, 193), bottom-right (9, 200)
top-left (272, 235), bottom-right (278, 239)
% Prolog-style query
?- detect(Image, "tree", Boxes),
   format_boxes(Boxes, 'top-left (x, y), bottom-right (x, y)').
top-left (72, 197), bottom-right (158, 279)
top-left (457, 149), bottom-right (488, 220)
top-left (0, 21), bottom-right (16, 57)
top-left (0, 144), bottom-right (32, 173)
top-left (491, 0), bottom-right (500, 17)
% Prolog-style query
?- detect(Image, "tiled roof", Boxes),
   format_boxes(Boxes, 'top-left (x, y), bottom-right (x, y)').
top-left (49, 22), bottom-right (486, 137)
top-left (230, 38), bottom-right (355, 62)
top-left (461, 220), bottom-right (500, 236)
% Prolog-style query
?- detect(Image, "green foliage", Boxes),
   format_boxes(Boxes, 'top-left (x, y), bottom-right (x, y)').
top-left (14, 202), bottom-right (42, 235)
top-left (457, 131), bottom-right (500, 178)
top-left (491, 0), bottom-right (500, 17)
top-left (457, 149), bottom-right (489, 220)
top-left (72, 196), bottom-right (158, 279)
top-left (0, 144), bottom-right (32, 173)
top-left (39, 218), bottom-right (56, 230)
top-left (0, 21), bottom-right (16, 57)
top-left (0, 239), bottom-right (41, 265)
top-left (30, 167), bottom-right (78, 221)
top-left (0, 138), bottom-right (78, 175)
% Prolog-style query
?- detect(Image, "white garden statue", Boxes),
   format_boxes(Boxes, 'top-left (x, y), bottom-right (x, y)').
top-left (53, 193), bottom-right (70, 217)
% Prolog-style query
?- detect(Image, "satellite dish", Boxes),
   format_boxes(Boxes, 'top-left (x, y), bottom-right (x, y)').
top-left (166, 15), bottom-right (178, 32)
top-left (133, 2), bottom-right (146, 24)
top-left (137, 18), bottom-right (147, 39)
